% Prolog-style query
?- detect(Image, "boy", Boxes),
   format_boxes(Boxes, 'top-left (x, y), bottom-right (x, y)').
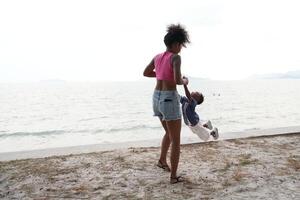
top-left (180, 81), bottom-right (219, 141)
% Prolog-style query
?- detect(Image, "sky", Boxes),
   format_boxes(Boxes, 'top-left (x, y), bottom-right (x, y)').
top-left (0, 0), bottom-right (300, 82)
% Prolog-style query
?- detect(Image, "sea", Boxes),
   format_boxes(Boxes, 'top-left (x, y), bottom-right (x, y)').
top-left (0, 79), bottom-right (300, 153)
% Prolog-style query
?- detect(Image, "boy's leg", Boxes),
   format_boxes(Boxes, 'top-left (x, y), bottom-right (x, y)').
top-left (189, 123), bottom-right (211, 141)
top-left (202, 120), bottom-right (213, 130)
top-left (210, 127), bottom-right (219, 140)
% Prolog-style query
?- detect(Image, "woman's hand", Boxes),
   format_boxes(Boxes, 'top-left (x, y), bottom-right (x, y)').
top-left (182, 76), bottom-right (189, 85)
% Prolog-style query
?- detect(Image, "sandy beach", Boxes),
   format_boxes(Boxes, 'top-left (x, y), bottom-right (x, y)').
top-left (1, 133), bottom-right (299, 199)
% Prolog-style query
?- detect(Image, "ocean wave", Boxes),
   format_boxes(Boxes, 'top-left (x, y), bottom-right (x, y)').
top-left (226, 120), bottom-right (240, 123)
top-left (92, 125), bottom-right (162, 134)
top-left (0, 125), bottom-right (162, 138)
top-left (0, 130), bottom-right (67, 138)
top-left (244, 128), bottom-right (261, 131)
top-left (79, 116), bottom-right (108, 122)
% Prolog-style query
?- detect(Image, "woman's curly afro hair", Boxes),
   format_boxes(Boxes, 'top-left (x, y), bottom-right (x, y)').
top-left (164, 24), bottom-right (190, 48)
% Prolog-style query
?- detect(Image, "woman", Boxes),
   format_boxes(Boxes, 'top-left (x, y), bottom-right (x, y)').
top-left (143, 24), bottom-right (190, 184)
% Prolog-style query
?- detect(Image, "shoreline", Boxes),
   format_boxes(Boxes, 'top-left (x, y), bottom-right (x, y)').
top-left (1, 126), bottom-right (300, 161)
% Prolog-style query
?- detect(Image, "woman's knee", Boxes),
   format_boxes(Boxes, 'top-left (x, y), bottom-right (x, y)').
top-left (168, 133), bottom-right (180, 144)
top-left (164, 132), bottom-right (170, 141)
top-left (171, 140), bottom-right (180, 147)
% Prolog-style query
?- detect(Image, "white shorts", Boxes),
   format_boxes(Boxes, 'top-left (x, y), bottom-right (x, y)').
top-left (188, 121), bottom-right (211, 141)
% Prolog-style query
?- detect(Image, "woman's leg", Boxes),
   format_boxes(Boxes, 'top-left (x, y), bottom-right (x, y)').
top-left (166, 119), bottom-right (182, 178)
top-left (159, 119), bottom-right (170, 166)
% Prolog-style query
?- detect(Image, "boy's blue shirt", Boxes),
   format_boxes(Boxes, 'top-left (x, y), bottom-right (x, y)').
top-left (180, 96), bottom-right (200, 126)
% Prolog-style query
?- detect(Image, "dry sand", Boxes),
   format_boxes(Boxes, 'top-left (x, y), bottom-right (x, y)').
top-left (0, 133), bottom-right (299, 199)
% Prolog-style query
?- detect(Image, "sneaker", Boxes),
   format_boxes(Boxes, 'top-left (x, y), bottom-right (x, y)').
top-left (210, 127), bottom-right (219, 140)
top-left (203, 120), bottom-right (213, 130)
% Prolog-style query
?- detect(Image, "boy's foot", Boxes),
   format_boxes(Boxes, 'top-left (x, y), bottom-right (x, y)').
top-left (170, 176), bottom-right (184, 184)
top-left (203, 120), bottom-right (213, 130)
top-left (210, 127), bottom-right (219, 140)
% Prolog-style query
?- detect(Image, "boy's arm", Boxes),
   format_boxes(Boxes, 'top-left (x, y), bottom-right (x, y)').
top-left (183, 84), bottom-right (192, 101)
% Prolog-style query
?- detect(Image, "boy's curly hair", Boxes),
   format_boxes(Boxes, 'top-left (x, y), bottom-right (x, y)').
top-left (198, 93), bottom-right (204, 105)
top-left (164, 24), bottom-right (190, 48)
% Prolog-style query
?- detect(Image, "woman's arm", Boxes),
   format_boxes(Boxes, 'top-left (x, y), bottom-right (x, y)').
top-left (172, 54), bottom-right (188, 85)
top-left (143, 58), bottom-right (156, 77)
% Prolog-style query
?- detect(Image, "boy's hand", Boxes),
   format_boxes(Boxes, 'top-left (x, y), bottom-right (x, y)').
top-left (182, 76), bottom-right (189, 85)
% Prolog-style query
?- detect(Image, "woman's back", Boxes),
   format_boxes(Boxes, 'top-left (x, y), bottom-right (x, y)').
top-left (154, 51), bottom-right (177, 91)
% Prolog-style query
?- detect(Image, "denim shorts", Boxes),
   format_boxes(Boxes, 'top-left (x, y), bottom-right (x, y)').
top-left (152, 90), bottom-right (181, 121)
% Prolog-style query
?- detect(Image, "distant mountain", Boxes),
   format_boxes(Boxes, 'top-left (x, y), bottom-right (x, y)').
top-left (249, 70), bottom-right (300, 79)
top-left (187, 76), bottom-right (210, 81)
top-left (39, 79), bottom-right (67, 83)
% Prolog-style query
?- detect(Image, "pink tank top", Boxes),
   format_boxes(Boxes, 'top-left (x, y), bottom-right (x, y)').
top-left (154, 51), bottom-right (174, 81)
